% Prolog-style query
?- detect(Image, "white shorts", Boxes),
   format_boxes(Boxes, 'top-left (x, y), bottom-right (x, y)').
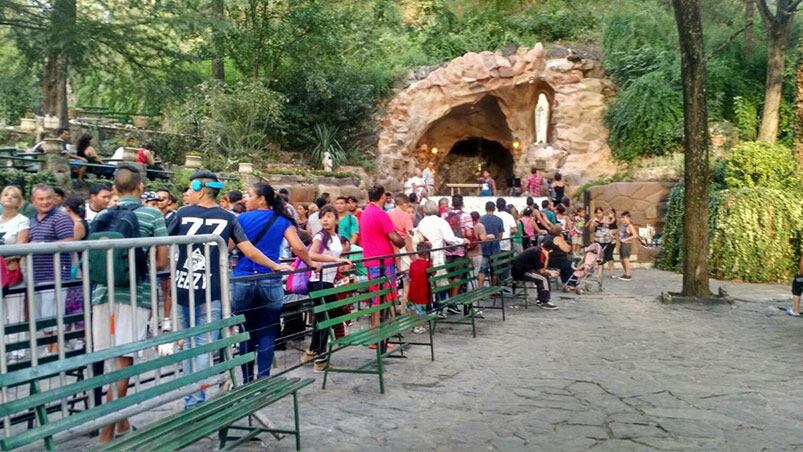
top-left (397, 254), bottom-right (412, 273)
top-left (92, 303), bottom-right (151, 354)
top-left (35, 289), bottom-right (67, 333)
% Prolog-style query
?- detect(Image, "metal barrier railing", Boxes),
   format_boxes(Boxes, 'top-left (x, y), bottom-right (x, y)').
top-left (0, 234), bottom-right (230, 439)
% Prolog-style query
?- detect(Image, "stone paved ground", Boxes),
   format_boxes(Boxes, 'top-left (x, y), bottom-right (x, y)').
top-left (66, 268), bottom-right (803, 451)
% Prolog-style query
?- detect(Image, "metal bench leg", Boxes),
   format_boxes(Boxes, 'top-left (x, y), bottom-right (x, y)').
top-left (501, 294), bottom-right (506, 321)
top-left (428, 320), bottom-right (435, 361)
top-left (376, 346), bottom-right (385, 394)
top-left (322, 343), bottom-right (333, 390)
top-left (469, 303), bottom-right (477, 338)
top-left (218, 426), bottom-right (229, 449)
top-left (293, 391), bottom-right (301, 451)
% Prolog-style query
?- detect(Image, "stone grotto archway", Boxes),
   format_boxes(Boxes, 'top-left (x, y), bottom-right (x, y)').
top-left (375, 43), bottom-right (617, 194)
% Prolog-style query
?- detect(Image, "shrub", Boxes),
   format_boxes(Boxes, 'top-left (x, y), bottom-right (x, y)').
top-left (724, 141), bottom-right (802, 191)
top-left (659, 184), bottom-right (803, 282)
top-left (0, 170), bottom-right (57, 197)
top-left (605, 71), bottom-right (683, 161)
top-left (709, 188), bottom-right (803, 282)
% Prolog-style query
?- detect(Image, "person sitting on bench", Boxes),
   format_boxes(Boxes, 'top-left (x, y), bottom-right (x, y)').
top-left (511, 245), bottom-right (559, 310)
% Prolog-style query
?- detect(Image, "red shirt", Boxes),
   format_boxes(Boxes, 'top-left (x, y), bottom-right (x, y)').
top-left (359, 203), bottom-right (395, 268)
top-left (407, 258), bottom-right (431, 305)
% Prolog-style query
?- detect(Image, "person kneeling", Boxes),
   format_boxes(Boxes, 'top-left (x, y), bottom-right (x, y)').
top-left (511, 245), bottom-right (559, 310)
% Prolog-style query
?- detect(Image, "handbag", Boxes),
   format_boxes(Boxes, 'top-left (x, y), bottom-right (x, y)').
top-left (285, 233), bottom-right (326, 295)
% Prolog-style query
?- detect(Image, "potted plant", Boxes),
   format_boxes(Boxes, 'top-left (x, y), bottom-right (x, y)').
top-left (184, 153), bottom-right (202, 169)
top-left (19, 114), bottom-right (36, 131)
top-left (238, 162), bottom-right (253, 174)
top-left (132, 115), bottom-right (150, 129)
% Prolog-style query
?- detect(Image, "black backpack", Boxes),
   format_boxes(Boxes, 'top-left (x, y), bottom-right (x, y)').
top-left (88, 204), bottom-right (147, 287)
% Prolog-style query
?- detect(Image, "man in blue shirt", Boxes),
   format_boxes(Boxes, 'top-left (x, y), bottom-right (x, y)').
top-left (478, 201), bottom-right (504, 287)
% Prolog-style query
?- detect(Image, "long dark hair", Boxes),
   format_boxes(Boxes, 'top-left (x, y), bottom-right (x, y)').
top-left (252, 182), bottom-right (296, 227)
top-left (316, 204), bottom-right (338, 250)
top-left (76, 134), bottom-right (92, 156)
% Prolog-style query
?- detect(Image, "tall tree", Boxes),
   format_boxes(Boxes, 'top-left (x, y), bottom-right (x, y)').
top-left (211, 0), bottom-right (225, 81)
top-left (671, 0), bottom-right (711, 298)
top-left (795, 36), bottom-right (803, 165)
top-left (745, 0), bottom-right (755, 59)
top-left (756, 0), bottom-right (802, 143)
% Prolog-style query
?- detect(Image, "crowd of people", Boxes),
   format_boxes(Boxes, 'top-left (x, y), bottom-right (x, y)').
top-left (0, 164), bottom-right (649, 442)
top-left (30, 128), bottom-right (167, 182)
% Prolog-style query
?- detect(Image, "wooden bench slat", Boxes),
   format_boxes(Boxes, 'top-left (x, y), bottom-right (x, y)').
top-left (317, 300), bottom-right (396, 330)
top-left (311, 288), bottom-right (390, 315)
top-left (6, 329), bottom-right (84, 353)
top-left (151, 378), bottom-right (314, 451)
top-left (428, 267), bottom-right (473, 282)
top-left (0, 352), bottom-right (254, 450)
top-left (0, 332), bottom-right (248, 418)
top-left (333, 314), bottom-right (435, 346)
top-left (3, 313), bottom-right (85, 335)
top-left (426, 259), bottom-right (471, 273)
top-left (309, 277), bottom-right (388, 299)
top-left (0, 315), bottom-right (244, 387)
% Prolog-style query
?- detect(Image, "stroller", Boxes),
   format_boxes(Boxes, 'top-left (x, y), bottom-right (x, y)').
top-left (564, 243), bottom-right (604, 294)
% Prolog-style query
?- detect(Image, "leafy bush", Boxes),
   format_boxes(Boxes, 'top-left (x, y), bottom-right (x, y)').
top-left (0, 170), bottom-right (56, 197)
top-left (605, 71), bottom-right (683, 161)
top-left (732, 96), bottom-right (758, 140)
top-left (659, 184), bottom-right (803, 282)
top-left (724, 142), bottom-right (802, 191)
top-left (166, 81), bottom-right (285, 171)
top-left (709, 188), bottom-right (803, 282)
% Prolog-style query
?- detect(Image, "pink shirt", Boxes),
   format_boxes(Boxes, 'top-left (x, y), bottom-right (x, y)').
top-left (526, 174), bottom-right (543, 194)
top-left (359, 203), bottom-right (396, 268)
top-left (387, 207), bottom-right (413, 237)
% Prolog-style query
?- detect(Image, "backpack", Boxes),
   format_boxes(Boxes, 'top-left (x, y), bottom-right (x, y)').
top-left (88, 204), bottom-right (147, 287)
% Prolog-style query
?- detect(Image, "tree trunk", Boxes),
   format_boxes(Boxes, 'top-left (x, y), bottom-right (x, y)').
top-left (41, 0), bottom-right (76, 129)
top-left (671, 0), bottom-right (711, 298)
top-left (795, 37), bottom-right (803, 166)
top-left (757, 26), bottom-right (792, 143)
top-left (211, 0), bottom-right (225, 81)
top-left (745, 0), bottom-right (755, 60)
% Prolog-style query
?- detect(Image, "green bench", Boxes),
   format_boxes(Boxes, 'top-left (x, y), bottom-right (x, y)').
top-left (310, 277), bottom-right (436, 394)
top-left (427, 258), bottom-right (501, 336)
top-left (0, 315), bottom-right (313, 451)
top-left (489, 251), bottom-right (530, 319)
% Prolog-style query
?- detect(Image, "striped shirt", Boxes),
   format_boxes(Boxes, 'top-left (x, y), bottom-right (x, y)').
top-left (91, 196), bottom-right (167, 309)
top-left (30, 208), bottom-right (74, 281)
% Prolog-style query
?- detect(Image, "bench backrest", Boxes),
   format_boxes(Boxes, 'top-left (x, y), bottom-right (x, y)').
top-left (0, 315), bottom-right (250, 451)
top-left (3, 314), bottom-right (86, 374)
top-left (489, 251), bottom-right (515, 280)
top-left (427, 258), bottom-right (476, 297)
top-left (310, 278), bottom-right (394, 334)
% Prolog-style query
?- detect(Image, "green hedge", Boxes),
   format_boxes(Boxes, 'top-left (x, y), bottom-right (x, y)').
top-left (659, 184), bottom-right (803, 282)
top-left (0, 170), bottom-right (56, 197)
top-left (724, 141), bottom-right (802, 191)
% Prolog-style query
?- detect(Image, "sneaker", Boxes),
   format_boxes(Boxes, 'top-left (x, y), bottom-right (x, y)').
top-left (537, 301), bottom-right (559, 310)
top-left (502, 287), bottom-right (514, 294)
top-left (412, 326), bottom-right (426, 334)
top-left (619, 275), bottom-right (632, 281)
top-left (437, 311), bottom-right (448, 319)
top-left (473, 310), bottom-right (484, 319)
top-left (446, 306), bottom-right (462, 315)
top-left (313, 361), bottom-right (329, 373)
top-left (786, 307), bottom-right (800, 317)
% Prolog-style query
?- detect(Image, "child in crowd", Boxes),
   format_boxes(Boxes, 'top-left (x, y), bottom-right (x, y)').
top-left (571, 206), bottom-right (584, 255)
top-left (407, 242), bottom-right (432, 334)
top-left (617, 211), bottom-right (637, 281)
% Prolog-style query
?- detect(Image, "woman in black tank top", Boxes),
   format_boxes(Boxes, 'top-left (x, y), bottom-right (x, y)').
top-left (542, 226), bottom-right (574, 283)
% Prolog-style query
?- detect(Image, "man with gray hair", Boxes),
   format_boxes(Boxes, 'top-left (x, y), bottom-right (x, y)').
top-left (29, 184), bottom-right (75, 354)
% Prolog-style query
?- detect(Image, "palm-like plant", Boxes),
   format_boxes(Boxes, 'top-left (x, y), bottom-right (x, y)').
top-left (311, 124), bottom-right (345, 169)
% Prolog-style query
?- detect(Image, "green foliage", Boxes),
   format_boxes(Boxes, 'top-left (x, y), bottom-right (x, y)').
top-left (310, 125), bottom-right (345, 169)
top-left (165, 81), bottom-right (284, 170)
top-left (660, 141), bottom-right (803, 282)
top-left (605, 71), bottom-right (683, 160)
top-left (724, 142), bottom-right (802, 191)
top-left (708, 188), bottom-right (803, 282)
top-left (0, 170), bottom-right (56, 197)
top-left (657, 183), bottom-right (685, 272)
top-left (732, 96), bottom-right (758, 140)
top-left (0, 36), bottom-right (40, 124)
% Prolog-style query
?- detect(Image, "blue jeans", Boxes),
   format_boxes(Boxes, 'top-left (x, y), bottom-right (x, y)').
top-left (178, 299), bottom-right (222, 409)
top-left (231, 277), bottom-right (284, 381)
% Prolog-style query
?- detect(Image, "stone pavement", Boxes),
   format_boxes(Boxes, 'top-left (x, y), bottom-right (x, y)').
top-left (72, 268), bottom-right (803, 451)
